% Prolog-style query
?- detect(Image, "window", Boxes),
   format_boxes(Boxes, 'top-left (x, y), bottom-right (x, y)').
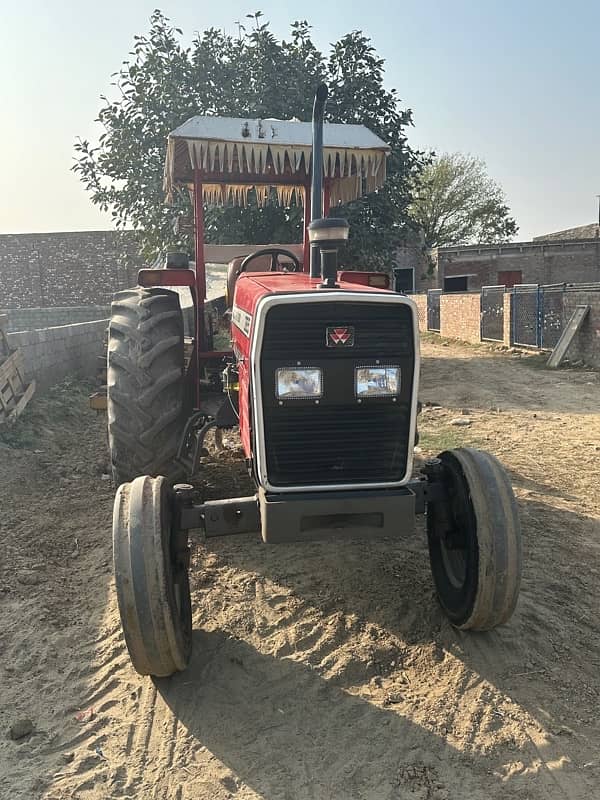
top-left (393, 267), bottom-right (415, 293)
top-left (443, 276), bottom-right (468, 292)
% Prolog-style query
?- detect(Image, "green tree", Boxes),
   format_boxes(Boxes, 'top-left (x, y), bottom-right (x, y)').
top-left (409, 152), bottom-right (518, 249)
top-left (74, 10), bottom-right (423, 268)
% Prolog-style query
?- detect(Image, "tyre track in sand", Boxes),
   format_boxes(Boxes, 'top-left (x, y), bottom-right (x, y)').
top-left (2, 344), bottom-right (599, 799)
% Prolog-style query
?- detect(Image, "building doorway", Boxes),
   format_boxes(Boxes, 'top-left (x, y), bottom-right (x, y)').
top-left (497, 270), bottom-right (522, 288)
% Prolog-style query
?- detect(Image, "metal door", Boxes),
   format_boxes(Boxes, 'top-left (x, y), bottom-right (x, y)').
top-left (540, 285), bottom-right (565, 349)
top-left (512, 285), bottom-right (541, 347)
top-left (480, 286), bottom-right (505, 341)
top-left (427, 289), bottom-right (442, 331)
top-left (512, 284), bottom-right (566, 349)
top-left (497, 270), bottom-right (522, 288)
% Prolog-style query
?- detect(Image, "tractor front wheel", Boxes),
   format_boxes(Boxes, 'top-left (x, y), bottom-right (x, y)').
top-left (427, 448), bottom-right (522, 631)
top-left (107, 287), bottom-right (186, 486)
top-left (113, 475), bottom-right (192, 677)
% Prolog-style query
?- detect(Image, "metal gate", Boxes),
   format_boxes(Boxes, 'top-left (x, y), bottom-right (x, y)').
top-left (512, 285), bottom-right (566, 348)
top-left (540, 285), bottom-right (565, 349)
top-left (512, 285), bottom-right (540, 346)
top-left (480, 285), bottom-right (505, 341)
top-left (427, 289), bottom-right (442, 331)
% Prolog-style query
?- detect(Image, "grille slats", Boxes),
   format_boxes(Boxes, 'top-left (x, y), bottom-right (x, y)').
top-left (261, 302), bottom-right (413, 360)
top-left (260, 300), bottom-right (415, 487)
top-left (263, 401), bottom-right (412, 486)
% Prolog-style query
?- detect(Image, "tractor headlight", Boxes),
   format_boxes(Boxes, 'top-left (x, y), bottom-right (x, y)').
top-left (355, 366), bottom-right (401, 397)
top-left (276, 367), bottom-right (323, 400)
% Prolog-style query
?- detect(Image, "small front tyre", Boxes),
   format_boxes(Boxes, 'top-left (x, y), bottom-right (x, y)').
top-left (113, 475), bottom-right (192, 677)
top-left (427, 448), bottom-right (522, 631)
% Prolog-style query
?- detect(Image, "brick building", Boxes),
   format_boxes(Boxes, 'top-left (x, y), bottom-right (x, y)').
top-left (423, 224), bottom-right (600, 293)
top-left (534, 223), bottom-right (600, 242)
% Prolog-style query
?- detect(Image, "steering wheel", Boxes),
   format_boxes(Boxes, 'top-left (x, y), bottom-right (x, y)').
top-left (239, 248), bottom-right (302, 274)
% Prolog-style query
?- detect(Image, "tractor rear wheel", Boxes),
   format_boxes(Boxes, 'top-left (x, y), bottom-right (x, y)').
top-left (107, 287), bottom-right (186, 486)
top-left (113, 475), bottom-right (192, 677)
top-left (427, 448), bottom-right (522, 630)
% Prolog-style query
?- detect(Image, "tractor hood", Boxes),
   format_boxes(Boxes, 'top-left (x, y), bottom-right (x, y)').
top-left (164, 116), bottom-right (390, 207)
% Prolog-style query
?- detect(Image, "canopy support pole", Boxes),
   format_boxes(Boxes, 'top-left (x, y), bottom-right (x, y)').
top-left (324, 179), bottom-right (331, 217)
top-left (310, 83), bottom-right (328, 278)
top-left (193, 169), bottom-right (206, 407)
top-left (303, 184), bottom-right (311, 273)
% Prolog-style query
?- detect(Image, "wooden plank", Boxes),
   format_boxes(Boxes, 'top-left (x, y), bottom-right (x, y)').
top-left (547, 305), bottom-right (590, 368)
top-left (0, 377), bottom-right (16, 400)
top-left (7, 368), bottom-right (22, 400)
top-left (89, 391), bottom-right (107, 411)
top-left (0, 349), bottom-right (24, 385)
top-left (0, 384), bottom-right (12, 413)
top-left (0, 346), bottom-right (29, 421)
top-left (6, 381), bottom-right (35, 421)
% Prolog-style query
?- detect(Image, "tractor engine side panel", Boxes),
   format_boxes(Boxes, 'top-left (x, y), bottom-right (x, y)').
top-left (230, 275), bottom-right (272, 459)
top-left (236, 353), bottom-right (252, 458)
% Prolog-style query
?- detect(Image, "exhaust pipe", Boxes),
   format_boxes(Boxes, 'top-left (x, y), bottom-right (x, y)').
top-left (310, 83), bottom-right (328, 278)
top-left (307, 82), bottom-right (350, 288)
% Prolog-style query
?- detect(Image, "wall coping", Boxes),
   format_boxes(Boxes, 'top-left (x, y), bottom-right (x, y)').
top-left (436, 238), bottom-right (600, 258)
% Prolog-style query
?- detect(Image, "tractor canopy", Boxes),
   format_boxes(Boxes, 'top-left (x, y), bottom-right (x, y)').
top-left (164, 116), bottom-right (390, 207)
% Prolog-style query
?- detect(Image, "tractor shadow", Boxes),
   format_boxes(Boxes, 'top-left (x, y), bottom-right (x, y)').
top-left (508, 468), bottom-right (582, 504)
top-left (158, 631), bottom-right (499, 799)
top-left (157, 498), bottom-right (598, 798)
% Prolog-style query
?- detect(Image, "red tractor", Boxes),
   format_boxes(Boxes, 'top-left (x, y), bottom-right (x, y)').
top-left (109, 85), bottom-right (522, 677)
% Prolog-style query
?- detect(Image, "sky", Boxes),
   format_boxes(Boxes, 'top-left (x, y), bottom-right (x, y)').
top-left (1, 0), bottom-right (599, 241)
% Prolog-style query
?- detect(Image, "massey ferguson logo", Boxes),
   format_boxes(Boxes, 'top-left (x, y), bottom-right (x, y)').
top-left (326, 326), bottom-right (355, 347)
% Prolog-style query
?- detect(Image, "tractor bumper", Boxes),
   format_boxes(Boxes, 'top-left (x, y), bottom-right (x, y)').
top-left (176, 480), bottom-right (430, 543)
top-left (257, 486), bottom-right (416, 543)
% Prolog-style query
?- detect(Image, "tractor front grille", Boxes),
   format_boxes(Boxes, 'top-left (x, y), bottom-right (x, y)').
top-left (264, 405), bottom-right (411, 485)
top-left (259, 299), bottom-right (415, 488)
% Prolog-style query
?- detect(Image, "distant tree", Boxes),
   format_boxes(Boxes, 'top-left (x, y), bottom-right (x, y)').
top-left (73, 10), bottom-right (424, 268)
top-left (409, 153), bottom-right (518, 249)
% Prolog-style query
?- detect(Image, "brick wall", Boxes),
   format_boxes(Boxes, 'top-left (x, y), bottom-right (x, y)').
top-left (7, 320), bottom-right (108, 390)
top-left (6, 294), bottom-right (227, 391)
top-left (5, 228), bottom-right (599, 309)
top-left (0, 231), bottom-right (295, 309)
top-left (562, 291), bottom-right (600, 366)
top-left (439, 293), bottom-right (481, 344)
top-left (412, 295), bottom-right (427, 332)
top-left (435, 239), bottom-right (600, 291)
top-left (0, 231), bottom-right (143, 307)
top-left (416, 286), bottom-right (600, 368)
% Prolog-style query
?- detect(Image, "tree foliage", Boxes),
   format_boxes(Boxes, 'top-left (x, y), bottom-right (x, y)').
top-left (74, 10), bottom-right (423, 267)
top-left (409, 153), bottom-right (518, 249)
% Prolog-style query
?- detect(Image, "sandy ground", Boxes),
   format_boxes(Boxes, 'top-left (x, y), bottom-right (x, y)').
top-left (1, 339), bottom-right (599, 800)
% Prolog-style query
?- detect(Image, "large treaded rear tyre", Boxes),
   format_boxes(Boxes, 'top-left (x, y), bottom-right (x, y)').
top-left (107, 288), bottom-right (186, 486)
top-left (427, 448), bottom-right (522, 631)
top-left (113, 475), bottom-right (192, 677)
